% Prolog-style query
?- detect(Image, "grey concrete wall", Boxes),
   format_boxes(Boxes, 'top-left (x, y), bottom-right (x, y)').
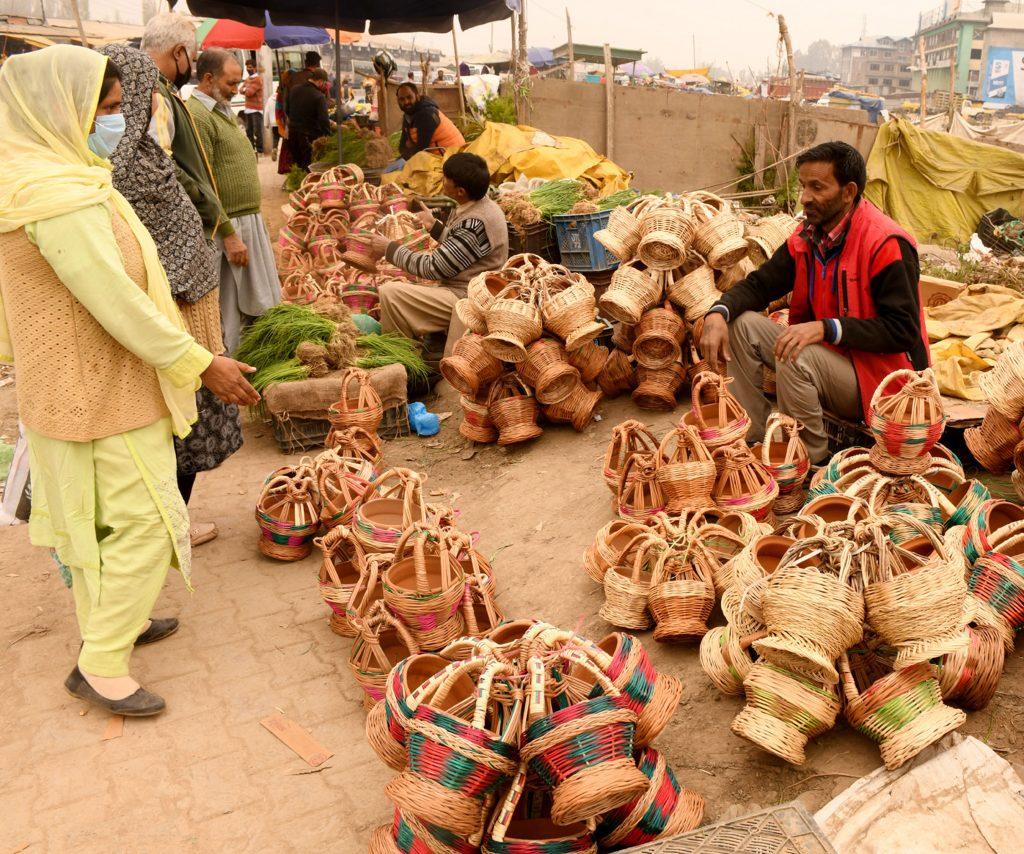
top-left (522, 78), bottom-right (879, 193)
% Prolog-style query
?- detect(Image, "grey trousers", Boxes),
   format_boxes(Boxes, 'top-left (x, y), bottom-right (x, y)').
top-left (379, 282), bottom-right (465, 358)
top-left (727, 311), bottom-right (861, 463)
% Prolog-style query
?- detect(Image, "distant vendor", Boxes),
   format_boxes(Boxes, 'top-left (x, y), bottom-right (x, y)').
top-left (396, 82), bottom-right (465, 160)
top-left (699, 141), bottom-right (929, 463)
top-left (371, 153), bottom-right (508, 355)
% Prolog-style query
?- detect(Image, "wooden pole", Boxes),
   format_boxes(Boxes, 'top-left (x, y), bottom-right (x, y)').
top-left (778, 15), bottom-right (796, 160)
top-left (517, 0), bottom-right (529, 88)
top-left (69, 0), bottom-right (90, 47)
top-left (603, 43), bottom-right (614, 159)
top-left (919, 36), bottom-right (928, 120)
top-left (566, 8), bottom-right (575, 83)
top-left (510, 13), bottom-right (519, 118)
top-left (451, 15), bottom-right (467, 121)
top-left (947, 40), bottom-right (958, 122)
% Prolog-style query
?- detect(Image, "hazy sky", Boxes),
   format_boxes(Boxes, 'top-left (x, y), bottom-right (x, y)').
top-left (404, 0), bottom-right (947, 69)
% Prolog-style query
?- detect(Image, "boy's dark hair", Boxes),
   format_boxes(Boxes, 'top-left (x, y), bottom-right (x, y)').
top-left (397, 81), bottom-right (418, 96)
top-left (443, 153), bottom-right (490, 200)
top-left (304, 51), bottom-right (321, 68)
top-left (795, 141), bottom-right (867, 197)
top-left (99, 58), bottom-right (121, 103)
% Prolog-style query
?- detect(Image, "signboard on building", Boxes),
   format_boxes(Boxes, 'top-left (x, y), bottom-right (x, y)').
top-left (985, 47), bottom-right (1024, 106)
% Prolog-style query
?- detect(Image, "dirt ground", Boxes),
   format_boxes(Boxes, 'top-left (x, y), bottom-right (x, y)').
top-left (3, 161), bottom-right (1024, 853)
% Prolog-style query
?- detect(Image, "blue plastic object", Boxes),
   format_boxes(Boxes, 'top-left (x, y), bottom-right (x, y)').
top-left (551, 209), bottom-right (619, 273)
top-left (407, 402), bottom-right (440, 437)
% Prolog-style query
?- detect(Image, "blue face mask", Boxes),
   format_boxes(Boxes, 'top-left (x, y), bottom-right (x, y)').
top-left (87, 113), bottom-right (126, 159)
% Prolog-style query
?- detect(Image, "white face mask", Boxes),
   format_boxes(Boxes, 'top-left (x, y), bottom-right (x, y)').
top-left (88, 113), bottom-right (126, 159)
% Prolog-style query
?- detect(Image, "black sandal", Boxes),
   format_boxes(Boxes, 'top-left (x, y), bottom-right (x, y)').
top-left (64, 667), bottom-right (166, 717)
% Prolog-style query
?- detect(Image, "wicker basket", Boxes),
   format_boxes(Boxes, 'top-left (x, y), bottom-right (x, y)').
top-left (633, 301), bottom-right (687, 370)
top-left (459, 391), bottom-right (499, 444)
top-left (666, 264), bottom-right (722, 322)
top-left (730, 534), bottom-right (796, 610)
top-left (758, 413), bottom-right (810, 499)
top-left (978, 340), bottom-right (1024, 421)
top-left (600, 533), bottom-right (664, 630)
top-left (255, 465), bottom-right (321, 561)
top-left (540, 378), bottom-right (602, 432)
top-left (353, 467), bottom-right (428, 553)
top-left (516, 339), bottom-right (580, 405)
top-left (731, 662), bottom-right (841, 765)
top-left (383, 526), bottom-right (467, 650)
top-left (585, 520), bottom-right (651, 584)
top-left (617, 453), bottom-right (666, 523)
top-left (327, 425), bottom-right (384, 468)
top-left (440, 333), bottom-right (504, 397)
top-left (385, 658), bottom-right (521, 837)
top-left (567, 340), bottom-right (610, 383)
top-left (754, 537), bottom-right (865, 684)
top-left (693, 207), bottom-right (749, 270)
top-left (632, 363), bottom-right (687, 411)
top-left (315, 525), bottom-right (366, 637)
top-left (603, 420), bottom-right (659, 493)
top-left (969, 551), bottom-right (1024, 652)
top-left (483, 284), bottom-right (543, 363)
top-left (963, 499), bottom-right (1024, 566)
top-left (327, 368), bottom-right (384, 433)
top-left (596, 746), bottom-right (705, 848)
top-left (648, 543), bottom-right (716, 643)
top-left (942, 479), bottom-right (991, 531)
top-left (656, 425), bottom-right (716, 513)
top-left (711, 444), bottom-right (779, 523)
top-left (681, 371), bottom-right (751, 452)
top-left (840, 655), bottom-right (966, 770)
top-left (938, 623), bottom-right (1004, 711)
top-left (315, 460), bottom-right (372, 530)
top-left (637, 204), bottom-right (695, 271)
top-left (487, 373), bottom-right (544, 446)
top-left (541, 276), bottom-right (604, 350)
top-left (869, 369), bottom-right (946, 462)
top-left (594, 197), bottom-right (660, 261)
top-left (521, 652), bottom-right (649, 826)
top-left (612, 321), bottom-right (637, 353)
top-left (600, 262), bottom-right (663, 324)
top-left (348, 602), bottom-right (421, 711)
top-left (965, 406), bottom-right (1020, 474)
top-left (597, 348), bottom-right (637, 398)
top-left (699, 625), bottom-right (763, 696)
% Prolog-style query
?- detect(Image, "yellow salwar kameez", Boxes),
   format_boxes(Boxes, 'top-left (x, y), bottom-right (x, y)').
top-left (0, 46), bottom-right (214, 678)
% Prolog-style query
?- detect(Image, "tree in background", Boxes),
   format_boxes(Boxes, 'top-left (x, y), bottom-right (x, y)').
top-left (794, 40), bottom-right (841, 76)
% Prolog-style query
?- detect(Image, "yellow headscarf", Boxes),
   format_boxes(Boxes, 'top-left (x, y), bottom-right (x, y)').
top-left (0, 44), bottom-right (198, 437)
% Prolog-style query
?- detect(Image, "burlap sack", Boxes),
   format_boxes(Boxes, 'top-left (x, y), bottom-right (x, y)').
top-left (263, 363), bottom-right (407, 420)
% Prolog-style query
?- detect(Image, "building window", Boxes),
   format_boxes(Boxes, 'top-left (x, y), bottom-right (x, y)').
top-left (969, 69), bottom-right (980, 82)
top-left (899, 78), bottom-right (911, 87)
top-left (971, 48), bottom-right (982, 60)
top-left (868, 77), bottom-right (879, 85)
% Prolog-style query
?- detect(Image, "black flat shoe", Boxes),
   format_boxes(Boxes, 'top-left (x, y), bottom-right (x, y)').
top-left (135, 617), bottom-right (179, 646)
top-left (64, 667), bottom-right (166, 717)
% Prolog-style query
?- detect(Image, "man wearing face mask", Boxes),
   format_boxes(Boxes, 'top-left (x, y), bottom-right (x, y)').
top-left (142, 13), bottom-right (240, 266)
top-left (187, 48), bottom-right (280, 354)
top-left (699, 142), bottom-right (929, 463)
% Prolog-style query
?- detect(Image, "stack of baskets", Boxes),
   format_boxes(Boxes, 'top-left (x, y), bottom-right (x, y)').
top-left (278, 164), bottom-right (436, 317)
top-left (692, 368), bottom-right (1021, 770)
top-left (591, 194), bottom-right (800, 412)
top-left (365, 621), bottom-right (705, 852)
top-left (442, 255), bottom-right (608, 446)
top-left (972, 340), bottom-right (1024, 492)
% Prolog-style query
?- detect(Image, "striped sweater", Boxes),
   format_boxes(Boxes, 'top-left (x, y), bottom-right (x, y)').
top-left (386, 218), bottom-right (490, 284)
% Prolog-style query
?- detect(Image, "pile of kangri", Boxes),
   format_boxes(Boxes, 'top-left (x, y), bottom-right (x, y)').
top-left (278, 163), bottom-right (435, 316)
top-left (591, 367), bottom-right (1024, 770)
top-left (591, 192), bottom-right (797, 413)
top-left (363, 620), bottom-right (706, 853)
top-left (968, 338), bottom-right (1024, 501)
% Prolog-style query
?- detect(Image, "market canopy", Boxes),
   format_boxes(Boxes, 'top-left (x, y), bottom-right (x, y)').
top-left (179, 0), bottom-right (516, 34)
top-left (551, 43), bottom-right (644, 66)
top-left (527, 47), bottom-right (556, 68)
top-left (196, 13), bottom-right (335, 49)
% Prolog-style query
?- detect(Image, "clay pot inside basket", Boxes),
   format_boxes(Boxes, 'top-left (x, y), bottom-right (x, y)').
top-left (490, 817), bottom-right (593, 850)
top-left (802, 494), bottom-right (867, 529)
top-left (894, 535), bottom-right (941, 572)
top-left (753, 535), bottom-right (794, 576)
top-left (361, 498), bottom-right (423, 533)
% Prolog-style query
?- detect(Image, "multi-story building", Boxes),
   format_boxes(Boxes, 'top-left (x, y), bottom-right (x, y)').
top-left (840, 36), bottom-right (915, 95)
top-left (912, 0), bottom-right (1024, 102)
top-left (980, 6), bottom-right (1024, 106)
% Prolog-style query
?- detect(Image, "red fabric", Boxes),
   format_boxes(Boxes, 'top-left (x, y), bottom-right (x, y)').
top-left (787, 200), bottom-right (929, 420)
top-left (242, 75), bottom-right (264, 111)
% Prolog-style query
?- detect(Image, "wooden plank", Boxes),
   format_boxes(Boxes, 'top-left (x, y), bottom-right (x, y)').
top-left (260, 714), bottom-right (333, 767)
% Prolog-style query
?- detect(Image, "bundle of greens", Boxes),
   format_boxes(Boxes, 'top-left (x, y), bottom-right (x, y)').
top-left (236, 304), bottom-right (337, 372)
top-left (528, 179), bottom-right (586, 218)
top-left (284, 165), bottom-right (307, 191)
top-left (597, 189), bottom-right (641, 210)
top-left (251, 358), bottom-right (309, 394)
top-left (356, 333), bottom-right (429, 384)
top-left (311, 127), bottom-right (401, 167)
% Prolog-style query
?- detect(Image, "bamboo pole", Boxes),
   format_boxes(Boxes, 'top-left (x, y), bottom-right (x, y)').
top-left (919, 36), bottom-right (928, 121)
top-left (566, 9), bottom-right (575, 82)
top-left (604, 43), bottom-right (614, 159)
top-left (511, 13), bottom-right (519, 118)
top-left (451, 16), bottom-right (467, 121)
top-left (69, 0), bottom-right (90, 48)
top-left (517, 0), bottom-right (529, 88)
top-left (777, 15), bottom-right (796, 160)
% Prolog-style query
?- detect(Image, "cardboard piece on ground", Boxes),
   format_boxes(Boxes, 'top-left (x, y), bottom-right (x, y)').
top-left (102, 715), bottom-right (124, 741)
top-left (815, 734), bottom-right (1024, 854)
top-left (260, 714), bottom-right (333, 767)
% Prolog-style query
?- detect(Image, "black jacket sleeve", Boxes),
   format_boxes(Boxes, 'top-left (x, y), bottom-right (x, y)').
top-left (316, 93), bottom-right (332, 138)
top-left (718, 243), bottom-right (797, 318)
top-left (836, 238), bottom-right (924, 358)
top-left (403, 108), bottom-right (440, 158)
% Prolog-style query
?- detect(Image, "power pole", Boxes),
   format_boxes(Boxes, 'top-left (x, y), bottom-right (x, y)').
top-left (451, 16), bottom-right (467, 121)
top-left (566, 8), bottom-right (575, 83)
top-left (919, 35), bottom-right (928, 120)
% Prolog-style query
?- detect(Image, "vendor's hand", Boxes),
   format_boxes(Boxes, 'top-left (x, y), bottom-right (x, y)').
top-left (370, 233), bottom-right (391, 257)
top-left (699, 312), bottom-right (731, 374)
top-left (201, 356), bottom-right (260, 406)
top-left (414, 209), bottom-right (435, 230)
top-left (775, 321), bottom-right (825, 364)
top-left (223, 232), bottom-right (249, 268)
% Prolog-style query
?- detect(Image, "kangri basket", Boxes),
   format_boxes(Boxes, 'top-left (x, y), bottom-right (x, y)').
top-left (540, 276), bottom-right (604, 350)
top-left (978, 340), bottom-right (1024, 421)
top-left (540, 379), bottom-right (602, 432)
top-left (666, 264), bottom-right (722, 321)
top-left (600, 262), bottom-right (663, 324)
top-left (648, 543), bottom-right (716, 643)
top-left (348, 602), bottom-right (421, 711)
top-left (516, 339), bottom-right (580, 405)
top-left (656, 425), bottom-right (716, 513)
top-left (353, 467), bottom-right (428, 553)
top-left (459, 391), bottom-right (499, 444)
top-left (327, 368), bottom-right (383, 433)
top-left (603, 420), bottom-right (659, 493)
top-left (597, 349), bottom-right (637, 398)
top-left (616, 453), bottom-right (666, 523)
top-left (584, 520), bottom-right (650, 584)
top-left (711, 444), bottom-right (779, 523)
top-left (440, 333), bottom-right (504, 397)
top-left (316, 462), bottom-right (371, 530)
top-left (327, 425), bottom-right (384, 468)
top-left (868, 369), bottom-right (945, 462)
top-left (487, 373), bottom-right (544, 446)
top-left (938, 623), bottom-right (1004, 710)
top-left (633, 301), bottom-right (686, 369)
top-left (314, 525), bottom-right (366, 637)
top-left (699, 625), bottom-right (763, 696)
top-left (483, 284), bottom-right (543, 363)
top-left (600, 533), bottom-right (664, 631)
top-left (636, 204), bottom-right (695, 271)
top-left (681, 371), bottom-right (751, 452)
top-left (632, 363), bottom-right (687, 411)
top-left (567, 340), bottom-right (610, 384)
top-left (965, 406), bottom-right (1020, 474)
top-left (255, 465), bottom-right (321, 561)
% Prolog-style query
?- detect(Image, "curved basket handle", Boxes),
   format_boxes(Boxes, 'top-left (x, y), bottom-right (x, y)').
top-left (869, 368), bottom-right (925, 412)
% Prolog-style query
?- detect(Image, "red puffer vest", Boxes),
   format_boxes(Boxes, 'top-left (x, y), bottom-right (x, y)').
top-left (786, 200), bottom-right (929, 420)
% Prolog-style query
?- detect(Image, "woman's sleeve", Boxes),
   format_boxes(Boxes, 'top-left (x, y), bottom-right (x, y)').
top-left (27, 205), bottom-right (212, 388)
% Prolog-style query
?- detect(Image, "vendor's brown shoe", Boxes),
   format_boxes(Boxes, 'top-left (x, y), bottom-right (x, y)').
top-left (64, 667), bottom-right (166, 717)
top-left (190, 521), bottom-right (218, 547)
top-left (135, 617), bottom-right (179, 646)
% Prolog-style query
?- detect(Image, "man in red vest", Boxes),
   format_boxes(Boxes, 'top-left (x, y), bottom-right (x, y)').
top-left (699, 141), bottom-right (929, 462)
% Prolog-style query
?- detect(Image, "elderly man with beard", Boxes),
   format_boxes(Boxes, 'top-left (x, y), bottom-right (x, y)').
top-left (699, 141), bottom-right (929, 463)
top-left (187, 48), bottom-right (280, 354)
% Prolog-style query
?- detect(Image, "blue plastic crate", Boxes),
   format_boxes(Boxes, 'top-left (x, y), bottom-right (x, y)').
top-left (551, 209), bottom-right (620, 273)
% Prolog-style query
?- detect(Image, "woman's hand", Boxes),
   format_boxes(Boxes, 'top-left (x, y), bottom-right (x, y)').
top-left (201, 355), bottom-right (260, 406)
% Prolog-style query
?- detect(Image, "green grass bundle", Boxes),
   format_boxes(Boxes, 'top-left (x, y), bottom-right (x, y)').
top-left (236, 304), bottom-right (337, 372)
top-left (284, 165), bottom-right (307, 191)
top-left (529, 179), bottom-right (586, 218)
top-left (598, 189), bottom-right (640, 210)
top-left (355, 333), bottom-right (429, 384)
top-left (250, 358), bottom-right (310, 394)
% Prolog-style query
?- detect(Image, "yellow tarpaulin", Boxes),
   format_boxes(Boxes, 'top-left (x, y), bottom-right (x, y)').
top-left (382, 122), bottom-right (632, 198)
top-left (930, 339), bottom-right (991, 401)
top-left (925, 284), bottom-right (1024, 337)
top-left (865, 117), bottom-right (1024, 244)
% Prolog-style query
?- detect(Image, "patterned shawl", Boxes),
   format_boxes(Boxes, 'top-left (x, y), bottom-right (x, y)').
top-left (97, 44), bottom-right (217, 303)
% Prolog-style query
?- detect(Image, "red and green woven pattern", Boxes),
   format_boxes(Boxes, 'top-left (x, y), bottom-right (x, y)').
top-left (390, 808), bottom-right (476, 854)
top-left (853, 679), bottom-right (942, 742)
top-left (945, 480), bottom-right (990, 531)
top-left (869, 415), bottom-right (944, 458)
top-left (597, 747), bottom-right (681, 846)
top-left (484, 832), bottom-right (596, 853)
top-left (525, 696), bottom-right (636, 788)
top-left (406, 705), bottom-right (517, 800)
top-left (255, 510), bottom-right (317, 548)
top-left (970, 553), bottom-right (1024, 630)
top-left (591, 634), bottom-right (656, 714)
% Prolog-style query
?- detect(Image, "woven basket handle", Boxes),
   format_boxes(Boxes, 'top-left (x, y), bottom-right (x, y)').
top-left (689, 371), bottom-right (720, 428)
top-left (837, 653), bottom-right (859, 704)
top-left (488, 763), bottom-right (528, 844)
top-left (869, 368), bottom-right (922, 412)
top-left (345, 554), bottom-right (385, 623)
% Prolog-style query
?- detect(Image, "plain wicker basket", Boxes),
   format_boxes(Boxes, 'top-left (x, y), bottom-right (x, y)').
top-left (439, 333), bottom-right (504, 397)
top-left (656, 425), bottom-right (716, 513)
top-left (483, 283), bottom-right (543, 363)
top-left (681, 371), bottom-right (751, 452)
top-left (637, 203), bottom-right (695, 271)
top-left (666, 264), bottom-right (723, 321)
top-left (487, 372), bottom-right (544, 446)
top-left (600, 532), bottom-right (665, 630)
top-left (515, 338), bottom-right (580, 405)
top-left (648, 543), bottom-right (716, 643)
top-left (600, 261), bottom-right (663, 324)
top-left (633, 301), bottom-right (687, 370)
top-left (327, 368), bottom-right (383, 433)
top-left (603, 419), bottom-right (660, 493)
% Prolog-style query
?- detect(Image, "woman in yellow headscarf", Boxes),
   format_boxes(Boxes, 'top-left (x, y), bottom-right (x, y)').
top-left (0, 45), bottom-right (259, 716)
